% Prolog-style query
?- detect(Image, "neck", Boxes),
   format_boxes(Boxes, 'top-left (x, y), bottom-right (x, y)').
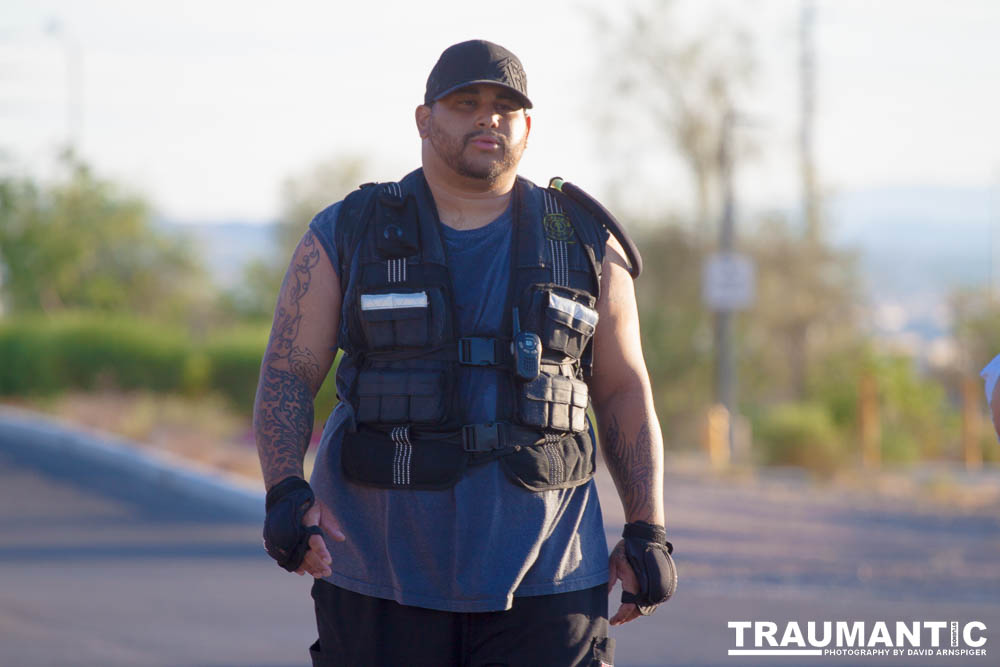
top-left (421, 149), bottom-right (517, 231)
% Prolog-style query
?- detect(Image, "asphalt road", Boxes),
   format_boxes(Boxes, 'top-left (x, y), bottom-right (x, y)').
top-left (1, 409), bottom-right (999, 667)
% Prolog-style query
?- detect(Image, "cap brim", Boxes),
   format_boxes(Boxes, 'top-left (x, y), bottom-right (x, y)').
top-left (430, 80), bottom-right (533, 109)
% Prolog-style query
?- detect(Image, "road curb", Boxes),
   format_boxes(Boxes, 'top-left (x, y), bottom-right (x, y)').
top-left (0, 406), bottom-right (263, 519)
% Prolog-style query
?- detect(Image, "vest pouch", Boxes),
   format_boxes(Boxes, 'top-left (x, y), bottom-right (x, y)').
top-left (356, 366), bottom-right (448, 424)
top-left (357, 288), bottom-right (447, 350)
top-left (517, 372), bottom-right (589, 433)
top-left (499, 430), bottom-right (596, 491)
top-left (342, 427), bottom-right (467, 489)
top-left (544, 291), bottom-right (599, 359)
top-left (521, 285), bottom-right (598, 361)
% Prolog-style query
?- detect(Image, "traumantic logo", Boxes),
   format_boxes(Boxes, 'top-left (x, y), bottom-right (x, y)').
top-left (727, 621), bottom-right (988, 658)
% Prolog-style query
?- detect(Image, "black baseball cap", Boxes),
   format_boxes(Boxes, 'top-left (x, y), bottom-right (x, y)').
top-left (424, 40), bottom-right (532, 109)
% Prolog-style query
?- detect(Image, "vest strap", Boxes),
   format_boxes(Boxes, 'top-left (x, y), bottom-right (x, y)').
top-left (458, 337), bottom-right (512, 366)
top-left (461, 422), bottom-right (545, 452)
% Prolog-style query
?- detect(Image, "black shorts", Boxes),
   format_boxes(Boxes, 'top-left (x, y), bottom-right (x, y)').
top-left (309, 579), bottom-right (615, 667)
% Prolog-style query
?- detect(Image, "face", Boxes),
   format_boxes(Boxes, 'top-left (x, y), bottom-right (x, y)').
top-left (419, 84), bottom-right (531, 184)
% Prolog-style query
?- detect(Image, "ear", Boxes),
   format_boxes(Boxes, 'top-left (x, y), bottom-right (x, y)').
top-left (415, 104), bottom-right (431, 139)
top-left (524, 113), bottom-right (531, 142)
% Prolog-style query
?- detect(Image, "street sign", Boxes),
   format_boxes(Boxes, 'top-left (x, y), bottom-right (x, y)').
top-left (702, 252), bottom-right (756, 311)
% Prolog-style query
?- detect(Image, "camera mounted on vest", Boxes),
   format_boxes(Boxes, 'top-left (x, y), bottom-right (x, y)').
top-left (375, 186), bottom-right (420, 259)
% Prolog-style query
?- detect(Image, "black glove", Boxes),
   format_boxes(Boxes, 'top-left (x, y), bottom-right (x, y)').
top-left (620, 521), bottom-right (677, 615)
top-left (263, 476), bottom-right (323, 572)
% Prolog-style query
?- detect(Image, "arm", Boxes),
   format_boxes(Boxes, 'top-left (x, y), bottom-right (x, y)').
top-left (587, 235), bottom-right (667, 624)
top-left (588, 236), bottom-right (665, 526)
top-left (253, 229), bottom-right (340, 489)
top-left (992, 381), bottom-right (1000, 442)
top-left (253, 229), bottom-right (344, 578)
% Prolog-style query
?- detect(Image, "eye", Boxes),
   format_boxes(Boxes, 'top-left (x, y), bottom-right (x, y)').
top-left (497, 100), bottom-right (523, 114)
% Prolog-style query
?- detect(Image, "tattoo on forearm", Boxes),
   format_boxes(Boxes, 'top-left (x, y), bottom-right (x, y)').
top-left (603, 415), bottom-right (655, 521)
top-left (254, 367), bottom-right (316, 487)
top-left (289, 346), bottom-right (322, 391)
top-left (255, 231), bottom-right (323, 488)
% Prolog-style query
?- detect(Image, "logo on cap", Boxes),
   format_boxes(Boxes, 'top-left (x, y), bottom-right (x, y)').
top-left (496, 57), bottom-right (526, 92)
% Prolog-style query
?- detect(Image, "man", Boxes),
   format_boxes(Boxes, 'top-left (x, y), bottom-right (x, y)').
top-left (981, 353), bottom-right (1000, 440)
top-left (254, 40), bottom-right (675, 666)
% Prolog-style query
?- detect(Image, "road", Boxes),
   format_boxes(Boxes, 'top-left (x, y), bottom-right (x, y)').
top-left (1, 409), bottom-right (998, 666)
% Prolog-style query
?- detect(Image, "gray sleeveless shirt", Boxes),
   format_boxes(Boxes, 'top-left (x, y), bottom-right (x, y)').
top-left (308, 200), bottom-right (609, 613)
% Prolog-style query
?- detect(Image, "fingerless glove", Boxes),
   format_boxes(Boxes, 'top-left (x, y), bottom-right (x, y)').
top-left (263, 476), bottom-right (323, 572)
top-left (620, 521), bottom-right (677, 615)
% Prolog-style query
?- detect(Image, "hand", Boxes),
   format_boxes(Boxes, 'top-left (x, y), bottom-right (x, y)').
top-left (294, 498), bottom-right (346, 579)
top-left (607, 539), bottom-right (641, 625)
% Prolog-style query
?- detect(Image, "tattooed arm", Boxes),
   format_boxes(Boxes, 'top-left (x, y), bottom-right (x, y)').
top-left (588, 236), bottom-right (666, 625)
top-left (588, 235), bottom-right (665, 526)
top-left (253, 229), bottom-right (341, 491)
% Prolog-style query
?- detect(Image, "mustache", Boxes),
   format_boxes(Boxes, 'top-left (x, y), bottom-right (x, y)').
top-left (463, 131), bottom-right (507, 147)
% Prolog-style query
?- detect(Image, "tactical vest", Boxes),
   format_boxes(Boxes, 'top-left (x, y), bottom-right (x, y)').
top-left (328, 169), bottom-right (608, 492)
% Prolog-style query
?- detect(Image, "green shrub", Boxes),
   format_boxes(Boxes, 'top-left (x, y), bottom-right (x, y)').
top-left (0, 314), bottom-right (188, 394)
top-left (0, 315), bottom-right (340, 421)
top-left (204, 328), bottom-right (268, 412)
top-left (0, 319), bottom-right (58, 394)
top-left (50, 316), bottom-right (190, 392)
top-left (755, 402), bottom-right (846, 476)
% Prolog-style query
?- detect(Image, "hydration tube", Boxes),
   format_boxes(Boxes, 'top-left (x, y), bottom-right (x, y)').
top-left (548, 177), bottom-right (643, 279)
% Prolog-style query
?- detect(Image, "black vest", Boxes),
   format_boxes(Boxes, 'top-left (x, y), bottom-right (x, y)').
top-left (326, 169), bottom-right (608, 491)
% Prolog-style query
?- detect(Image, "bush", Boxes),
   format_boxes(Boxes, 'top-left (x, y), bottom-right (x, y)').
top-left (203, 327), bottom-right (269, 411)
top-left (0, 314), bottom-right (340, 421)
top-left (0, 314), bottom-right (188, 394)
top-left (754, 402), bottom-right (846, 476)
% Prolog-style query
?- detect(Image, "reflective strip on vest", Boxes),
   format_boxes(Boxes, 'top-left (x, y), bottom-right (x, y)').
top-left (549, 292), bottom-right (599, 327)
top-left (361, 292), bottom-right (429, 311)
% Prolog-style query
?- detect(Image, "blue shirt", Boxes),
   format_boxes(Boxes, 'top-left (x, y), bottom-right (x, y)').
top-left (307, 200), bottom-right (609, 612)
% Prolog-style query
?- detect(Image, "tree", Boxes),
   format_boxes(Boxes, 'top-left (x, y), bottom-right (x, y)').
top-left (594, 0), bottom-right (755, 237)
top-left (739, 214), bottom-right (862, 403)
top-left (276, 156), bottom-right (368, 259)
top-left (0, 152), bottom-right (205, 319)
top-left (220, 156), bottom-right (369, 321)
top-left (951, 287), bottom-right (1000, 376)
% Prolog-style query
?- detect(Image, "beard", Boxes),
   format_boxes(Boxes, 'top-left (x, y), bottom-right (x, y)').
top-left (428, 119), bottom-right (527, 184)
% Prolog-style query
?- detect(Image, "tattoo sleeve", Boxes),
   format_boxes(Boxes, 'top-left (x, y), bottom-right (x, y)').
top-left (598, 400), bottom-right (664, 524)
top-left (253, 231), bottom-right (327, 490)
top-left (254, 366), bottom-right (315, 488)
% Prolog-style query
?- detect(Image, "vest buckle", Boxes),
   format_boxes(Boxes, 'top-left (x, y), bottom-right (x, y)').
top-left (462, 423), bottom-right (502, 452)
top-left (458, 337), bottom-right (499, 366)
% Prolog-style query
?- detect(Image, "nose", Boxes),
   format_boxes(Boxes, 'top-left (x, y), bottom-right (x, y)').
top-left (476, 111), bottom-right (501, 129)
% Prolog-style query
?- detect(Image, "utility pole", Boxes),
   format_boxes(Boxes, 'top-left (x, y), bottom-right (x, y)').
top-left (704, 110), bottom-right (754, 463)
top-left (46, 19), bottom-right (83, 151)
top-left (715, 110), bottom-right (736, 446)
top-left (800, 0), bottom-right (818, 241)
top-left (784, 0), bottom-right (819, 399)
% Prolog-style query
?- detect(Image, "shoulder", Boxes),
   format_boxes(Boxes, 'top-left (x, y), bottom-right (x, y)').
top-left (309, 200), bottom-right (345, 232)
top-left (307, 182), bottom-right (383, 255)
top-left (305, 201), bottom-right (345, 278)
top-left (306, 182), bottom-right (378, 280)
top-left (531, 177), bottom-right (612, 253)
top-left (306, 179), bottom-right (408, 280)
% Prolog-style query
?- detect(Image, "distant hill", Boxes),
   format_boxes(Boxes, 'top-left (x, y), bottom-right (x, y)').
top-left (160, 185), bottom-right (999, 342)
top-left (827, 186), bottom-right (996, 302)
top-left (157, 220), bottom-right (276, 289)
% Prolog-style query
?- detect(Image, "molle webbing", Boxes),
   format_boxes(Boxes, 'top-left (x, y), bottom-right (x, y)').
top-left (333, 170), bottom-right (607, 491)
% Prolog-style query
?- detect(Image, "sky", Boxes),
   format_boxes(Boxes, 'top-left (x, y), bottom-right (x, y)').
top-left (2, 0), bottom-right (999, 223)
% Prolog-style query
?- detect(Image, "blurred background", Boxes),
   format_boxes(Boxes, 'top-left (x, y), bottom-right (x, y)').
top-left (2, 1), bottom-right (1000, 665)
top-left (3, 0), bottom-right (999, 485)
